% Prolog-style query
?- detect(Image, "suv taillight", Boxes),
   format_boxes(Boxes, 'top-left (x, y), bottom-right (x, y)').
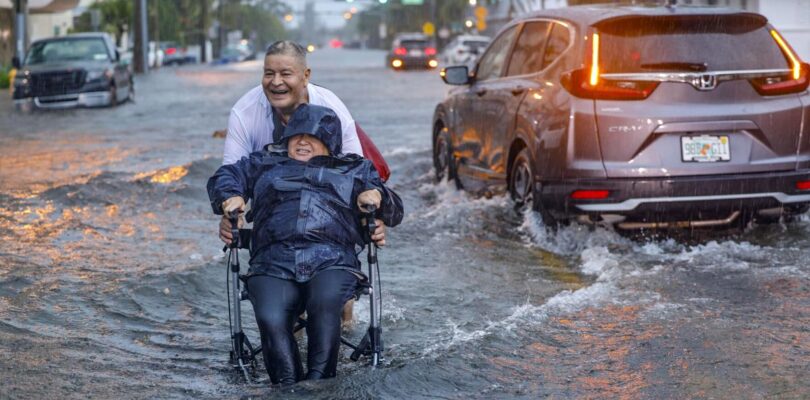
top-left (394, 47), bottom-right (407, 56)
top-left (749, 30), bottom-right (809, 96)
top-left (562, 68), bottom-right (660, 100)
top-left (749, 63), bottom-right (809, 96)
top-left (425, 47), bottom-right (437, 56)
top-left (561, 32), bottom-right (659, 101)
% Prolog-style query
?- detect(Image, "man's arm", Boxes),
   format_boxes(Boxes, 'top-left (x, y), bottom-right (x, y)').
top-left (222, 109), bottom-right (252, 165)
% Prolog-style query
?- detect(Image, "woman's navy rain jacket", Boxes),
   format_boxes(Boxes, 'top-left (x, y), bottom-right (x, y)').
top-left (207, 151), bottom-right (403, 282)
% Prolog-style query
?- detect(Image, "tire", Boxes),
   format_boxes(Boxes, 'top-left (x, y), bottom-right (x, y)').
top-left (107, 84), bottom-right (118, 107)
top-left (509, 148), bottom-right (558, 226)
top-left (127, 78), bottom-right (135, 103)
top-left (509, 148), bottom-right (534, 212)
top-left (433, 126), bottom-right (462, 189)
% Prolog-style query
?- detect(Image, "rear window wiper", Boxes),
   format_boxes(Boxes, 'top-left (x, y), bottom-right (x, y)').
top-left (640, 62), bottom-right (708, 72)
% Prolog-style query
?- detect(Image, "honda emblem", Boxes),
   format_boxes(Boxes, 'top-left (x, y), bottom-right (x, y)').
top-left (692, 74), bottom-right (717, 91)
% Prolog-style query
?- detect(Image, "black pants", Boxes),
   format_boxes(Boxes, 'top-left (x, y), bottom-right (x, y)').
top-left (246, 270), bottom-right (357, 385)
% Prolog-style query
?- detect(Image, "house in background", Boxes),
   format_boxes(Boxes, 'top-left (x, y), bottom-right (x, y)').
top-left (480, 0), bottom-right (810, 61)
top-left (0, 0), bottom-right (81, 65)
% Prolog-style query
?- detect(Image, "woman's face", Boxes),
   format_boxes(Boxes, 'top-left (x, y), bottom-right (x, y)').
top-left (287, 134), bottom-right (329, 162)
top-left (262, 53), bottom-right (310, 113)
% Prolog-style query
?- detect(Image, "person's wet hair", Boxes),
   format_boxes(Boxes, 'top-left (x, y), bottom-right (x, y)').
top-left (265, 40), bottom-right (307, 68)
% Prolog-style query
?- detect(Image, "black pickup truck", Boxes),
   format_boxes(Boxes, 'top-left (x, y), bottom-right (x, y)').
top-left (12, 32), bottom-right (133, 109)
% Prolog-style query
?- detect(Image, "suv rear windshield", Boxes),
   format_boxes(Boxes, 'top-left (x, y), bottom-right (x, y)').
top-left (596, 14), bottom-right (790, 73)
top-left (399, 40), bottom-right (428, 49)
top-left (25, 38), bottom-right (110, 65)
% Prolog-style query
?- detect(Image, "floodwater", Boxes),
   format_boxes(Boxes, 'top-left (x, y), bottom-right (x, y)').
top-left (1, 49), bottom-right (809, 399)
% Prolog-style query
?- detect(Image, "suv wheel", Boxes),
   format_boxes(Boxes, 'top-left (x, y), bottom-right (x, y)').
top-left (433, 127), bottom-right (461, 188)
top-left (510, 148), bottom-right (558, 226)
top-left (509, 148), bottom-right (534, 211)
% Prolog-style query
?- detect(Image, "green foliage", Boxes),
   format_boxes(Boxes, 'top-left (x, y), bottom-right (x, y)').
top-left (69, 0), bottom-right (286, 50)
top-left (0, 65), bottom-right (10, 89)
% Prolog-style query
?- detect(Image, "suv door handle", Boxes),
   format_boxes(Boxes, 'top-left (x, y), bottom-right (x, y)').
top-left (511, 87), bottom-right (526, 96)
top-left (476, 88), bottom-right (487, 96)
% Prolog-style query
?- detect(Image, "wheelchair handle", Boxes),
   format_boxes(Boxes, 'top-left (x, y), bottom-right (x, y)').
top-left (228, 211), bottom-right (242, 249)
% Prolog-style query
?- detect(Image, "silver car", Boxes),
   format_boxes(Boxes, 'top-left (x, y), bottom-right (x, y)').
top-left (434, 5), bottom-right (810, 230)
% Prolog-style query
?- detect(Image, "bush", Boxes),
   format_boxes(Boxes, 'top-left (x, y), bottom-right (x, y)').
top-left (0, 66), bottom-right (9, 89)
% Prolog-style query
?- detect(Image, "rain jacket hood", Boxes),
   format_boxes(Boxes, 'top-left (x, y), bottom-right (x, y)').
top-left (280, 104), bottom-right (343, 156)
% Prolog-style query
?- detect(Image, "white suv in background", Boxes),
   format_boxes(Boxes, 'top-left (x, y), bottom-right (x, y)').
top-left (442, 35), bottom-right (490, 67)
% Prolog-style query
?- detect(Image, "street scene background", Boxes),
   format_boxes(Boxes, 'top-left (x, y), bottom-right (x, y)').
top-left (1, 48), bottom-right (809, 399)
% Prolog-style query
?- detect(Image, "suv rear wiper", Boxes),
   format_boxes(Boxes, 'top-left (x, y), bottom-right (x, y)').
top-left (640, 62), bottom-right (708, 72)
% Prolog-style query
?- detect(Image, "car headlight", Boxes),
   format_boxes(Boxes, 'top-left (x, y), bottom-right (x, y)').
top-left (13, 75), bottom-right (28, 86)
top-left (86, 69), bottom-right (113, 81)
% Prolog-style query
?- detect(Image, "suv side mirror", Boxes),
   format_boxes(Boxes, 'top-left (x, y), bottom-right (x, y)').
top-left (441, 65), bottom-right (470, 85)
top-left (12, 56), bottom-right (21, 69)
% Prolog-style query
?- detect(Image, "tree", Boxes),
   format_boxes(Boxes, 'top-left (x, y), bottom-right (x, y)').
top-left (93, 0), bottom-right (132, 48)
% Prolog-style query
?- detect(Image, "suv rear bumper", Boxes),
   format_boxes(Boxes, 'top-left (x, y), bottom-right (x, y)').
top-left (539, 170), bottom-right (810, 223)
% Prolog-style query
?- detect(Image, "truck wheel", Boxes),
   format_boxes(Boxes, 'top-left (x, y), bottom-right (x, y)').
top-left (108, 84), bottom-right (117, 107)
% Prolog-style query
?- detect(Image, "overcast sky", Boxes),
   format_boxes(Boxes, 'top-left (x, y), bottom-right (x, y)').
top-left (281, 0), bottom-right (373, 29)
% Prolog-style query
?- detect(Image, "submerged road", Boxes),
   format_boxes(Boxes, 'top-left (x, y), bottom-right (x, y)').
top-left (0, 49), bottom-right (809, 399)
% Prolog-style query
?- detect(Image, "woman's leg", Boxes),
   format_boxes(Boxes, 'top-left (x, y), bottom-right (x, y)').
top-left (303, 270), bottom-right (358, 380)
top-left (246, 275), bottom-right (303, 384)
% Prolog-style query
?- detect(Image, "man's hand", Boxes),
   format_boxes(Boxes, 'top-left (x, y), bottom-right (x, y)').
top-left (222, 196), bottom-right (245, 218)
top-left (219, 214), bottom-right (245, 245)
top-left (371, 219), bottom-right (386, 246)
top-left (219, 196), bottom-right (245, 245)
top-left (357, 189), bottom-right (381, 212)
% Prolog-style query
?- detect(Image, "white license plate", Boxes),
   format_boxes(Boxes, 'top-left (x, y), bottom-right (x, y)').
top-left (681, 135), bottom-right (730, 162)
top-left (409, 49), bottom-right (423, 56)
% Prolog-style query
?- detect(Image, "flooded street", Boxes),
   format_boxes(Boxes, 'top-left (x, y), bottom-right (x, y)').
top-left (1, 49), bottom-right (809, 399)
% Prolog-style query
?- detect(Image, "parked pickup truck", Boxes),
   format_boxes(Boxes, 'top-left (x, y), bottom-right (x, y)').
top-left (12, 32), bottom-right (134, 109)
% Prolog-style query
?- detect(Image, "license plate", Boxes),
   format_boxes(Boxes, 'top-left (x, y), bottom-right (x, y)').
top-left (681, 135), bottom-right (730, 162)
top-left (409, 49), bottom-right (422, 56)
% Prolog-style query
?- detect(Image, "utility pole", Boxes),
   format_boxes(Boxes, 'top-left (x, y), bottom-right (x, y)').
top-left (134, 0), bottom-right (149, 73)
top-left (13, 0), bottom-right (28, 61)
top-left (200, 0), bottom-right (208, 63)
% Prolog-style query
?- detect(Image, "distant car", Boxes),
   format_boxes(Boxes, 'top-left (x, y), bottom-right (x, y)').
top-left (12, 32), bottom-right (134, 109)
top-left (434, 5), bottom-right (810, 230)
top-left (442, 35), bottom-right (490, 67)
top-left (160, 41), bottom-right (196, 66)
top-left (387, 33), bottom-right (438, 70)
top-left (215, 44), bottom-right (255, 64)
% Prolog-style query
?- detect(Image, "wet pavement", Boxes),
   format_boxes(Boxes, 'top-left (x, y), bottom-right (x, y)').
top-left (1, 49), bottom-right (809, 399)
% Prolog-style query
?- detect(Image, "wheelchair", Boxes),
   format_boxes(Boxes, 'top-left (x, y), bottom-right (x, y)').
top-left (223, 209), bottom-right (384, 383)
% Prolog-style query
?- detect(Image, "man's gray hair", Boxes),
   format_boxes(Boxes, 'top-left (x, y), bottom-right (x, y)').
top-left (265, 40), bottom-right (307, 67)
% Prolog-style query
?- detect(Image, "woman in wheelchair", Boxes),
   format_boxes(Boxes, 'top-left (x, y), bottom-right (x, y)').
top-left (207, 104), bottom-right (403, 384)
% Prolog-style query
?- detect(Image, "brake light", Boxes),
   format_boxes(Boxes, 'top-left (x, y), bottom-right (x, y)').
top-left (425, 47), bottom-right (437, 56)
top-left (570, 190), bottom-right (610, 200)
top-left (562, 68), bottom-right (660, 100)
top-left (166, 47), bottom-right (177, 56)
top-left (394, 47), bottom-right (407, 56)
top-left (589, 33), bottom-right (600, 86)
top-left (771, 29), bottom-right (801, 80)
top-left (797, 180), bottom-right (810, 191)
top-left (561, 32), bottom-right (659, 100)
top-left (748, 30), bottom-right (809, 96)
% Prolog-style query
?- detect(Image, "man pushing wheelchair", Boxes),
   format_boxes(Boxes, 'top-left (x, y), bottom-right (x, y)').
top-left (207, 104), bottom-right (403, 385)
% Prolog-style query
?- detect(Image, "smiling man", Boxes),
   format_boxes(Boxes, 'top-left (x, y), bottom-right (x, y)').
top-left (219, 41), bottom-right (390, 246)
